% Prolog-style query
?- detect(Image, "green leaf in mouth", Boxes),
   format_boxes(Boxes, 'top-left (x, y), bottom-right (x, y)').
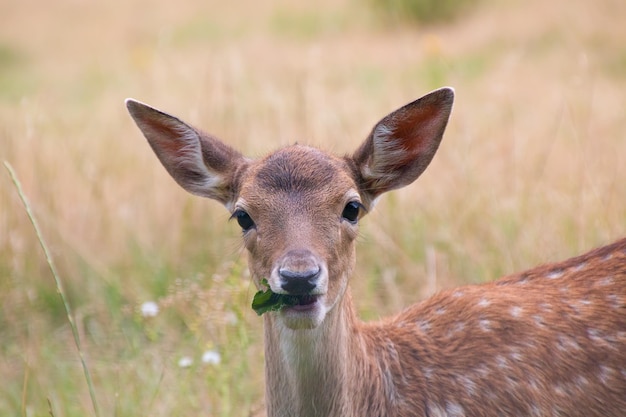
top-left (251, 279), bottom-right (300, 316)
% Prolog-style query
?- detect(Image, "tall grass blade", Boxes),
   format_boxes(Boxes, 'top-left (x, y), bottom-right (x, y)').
top-left (4, 161), bottom-right (101, 417)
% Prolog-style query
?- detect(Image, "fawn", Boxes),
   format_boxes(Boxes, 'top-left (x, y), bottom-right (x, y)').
top-left (126, 88), bottom-right (626, 417)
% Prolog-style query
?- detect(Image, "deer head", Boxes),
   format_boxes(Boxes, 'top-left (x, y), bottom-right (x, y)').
top-left (126, 88), bottom-right (454, 330)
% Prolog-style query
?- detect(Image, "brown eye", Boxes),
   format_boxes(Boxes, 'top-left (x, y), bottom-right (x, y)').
top-left (233, 210), bottom-right (255, 231)
top-left (341, 202), bottom-right (361, 224)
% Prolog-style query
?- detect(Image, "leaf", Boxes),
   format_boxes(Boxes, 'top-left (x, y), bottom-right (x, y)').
top-left (251, 279), bottom-right (299, 316)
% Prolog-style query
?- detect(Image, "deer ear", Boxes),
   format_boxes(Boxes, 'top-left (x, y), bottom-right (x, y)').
top-left (126, 99), bottom-right (247, 209)
top-left (351, 87), bottom-right (454, 203)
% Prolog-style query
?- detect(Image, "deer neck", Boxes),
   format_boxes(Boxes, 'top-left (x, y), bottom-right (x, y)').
top-left (264, 290), bottom-right (370, 417)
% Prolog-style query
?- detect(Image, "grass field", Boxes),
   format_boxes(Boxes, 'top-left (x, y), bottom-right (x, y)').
top-left (1, 0), bottom-right (625, 415)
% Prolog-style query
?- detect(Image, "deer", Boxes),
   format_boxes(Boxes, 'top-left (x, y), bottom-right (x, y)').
top-left (126, 87), bottom-right (626, 417)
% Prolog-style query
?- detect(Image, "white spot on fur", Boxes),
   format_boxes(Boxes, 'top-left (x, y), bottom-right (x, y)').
top-left (556, 334), bottom-right (581, 352)
top-left (607, 294), bottom-right (622, 308)
top-left (598, 276), bottom-right (614, 286)
top-left (576, 375), bottom-right (589, 387)
top-left (475, 364), bottom-right (491, 378)
top-left (569, 302), bottom-right (582, 315)
top-left (477, 297), bottom-right (491, 307)
top-left (458, 375), bottom-right (477, 396)
top-left (496, 355), bottom-right (509, 369)
top-left (530, 404), bottom-right (542, 416)
top-left (426, 402), bottom-right (446, 417)
top-left (510, 306), bottom-right (523, 318)
top-left (509, 348), bottom-right (524, 362)
top-left (572, 299), bottom-right (592, 315)
top-left (553, 384), bottom-right (567, 397)
top-left (587, 328), bottom-right (603, 343)
top-left (446, 321), bottom-right (466, 338)
top-left (528, 378), bottom-right (540, 392)
top-left (416, 319), bottom-right (431, 333)
top-left (479, 319), bottom-right (491, 332)
top-left (539, 302), bottom-right (552, 312)
top-left (574, 262), bottom-right (587, 272)
top-left (599, 365), bottom-right (614, 384)
top-left (446, 401), bottom-right (466, 417)
top-left (547, 269), bottom-right (564, 279)
top-left (587, 329), bottom-right (619, 349)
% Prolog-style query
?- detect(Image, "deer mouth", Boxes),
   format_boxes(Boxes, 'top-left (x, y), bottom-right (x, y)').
top-left (286, 294), bottom-right (321, 311)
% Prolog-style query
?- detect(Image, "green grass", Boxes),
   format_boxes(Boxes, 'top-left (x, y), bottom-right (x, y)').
top-left (370, 0), bottom-right (481, 25)
top-left (1, 0), bottom-right (626, 415)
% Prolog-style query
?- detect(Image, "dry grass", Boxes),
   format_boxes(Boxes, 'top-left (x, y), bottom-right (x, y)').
top-left (1, 0), bottom-right (626, 415)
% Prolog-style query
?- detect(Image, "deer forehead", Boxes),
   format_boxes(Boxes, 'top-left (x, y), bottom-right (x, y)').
top-left (238, 145), bottom-right (359, 211)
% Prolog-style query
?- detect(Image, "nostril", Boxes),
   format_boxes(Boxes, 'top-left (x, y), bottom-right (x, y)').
top-left (279, 267), bottom-right (320, 294)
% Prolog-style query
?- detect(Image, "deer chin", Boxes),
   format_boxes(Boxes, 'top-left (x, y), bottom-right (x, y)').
top-left (279, 295), bottom-right (328, 330)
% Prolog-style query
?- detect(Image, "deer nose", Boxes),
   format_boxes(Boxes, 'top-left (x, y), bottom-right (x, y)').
top-left (279, 267), bottom-right (320, 294)
top-left (278, 249), bottom-right (321, 294)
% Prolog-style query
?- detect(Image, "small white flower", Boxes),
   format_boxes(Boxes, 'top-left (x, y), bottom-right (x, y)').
top-left (202, 350), bottom-right (221, 365)
top-left (178, 356), bottom-right (193, 368)
top-left (140, 301), bottom-right (159, 317)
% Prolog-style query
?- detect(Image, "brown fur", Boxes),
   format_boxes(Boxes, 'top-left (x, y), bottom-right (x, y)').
top-left (126, 88), bottom-right (626, 417)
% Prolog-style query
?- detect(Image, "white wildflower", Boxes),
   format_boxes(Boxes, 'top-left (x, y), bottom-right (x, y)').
top-left (202, 350), bottom-right (221, 365)
top-left (178, 356), bottom-right (193, 368)
top-left (140, 301), bottom-right (159, 317)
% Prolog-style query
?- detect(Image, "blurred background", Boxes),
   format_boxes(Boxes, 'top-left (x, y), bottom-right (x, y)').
top-left (1, 0), bottom-right (625, 415)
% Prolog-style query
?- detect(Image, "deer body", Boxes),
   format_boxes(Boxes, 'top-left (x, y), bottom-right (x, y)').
top-left (264, 238), bottom-right (626, 417)
top-left (126, 88), bottom-right (626, 417)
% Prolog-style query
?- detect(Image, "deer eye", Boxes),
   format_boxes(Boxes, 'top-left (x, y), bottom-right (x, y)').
top-left (233, 209), bottom-right (255, 231)
top-left (341, 201), bottom-right (362, 224)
